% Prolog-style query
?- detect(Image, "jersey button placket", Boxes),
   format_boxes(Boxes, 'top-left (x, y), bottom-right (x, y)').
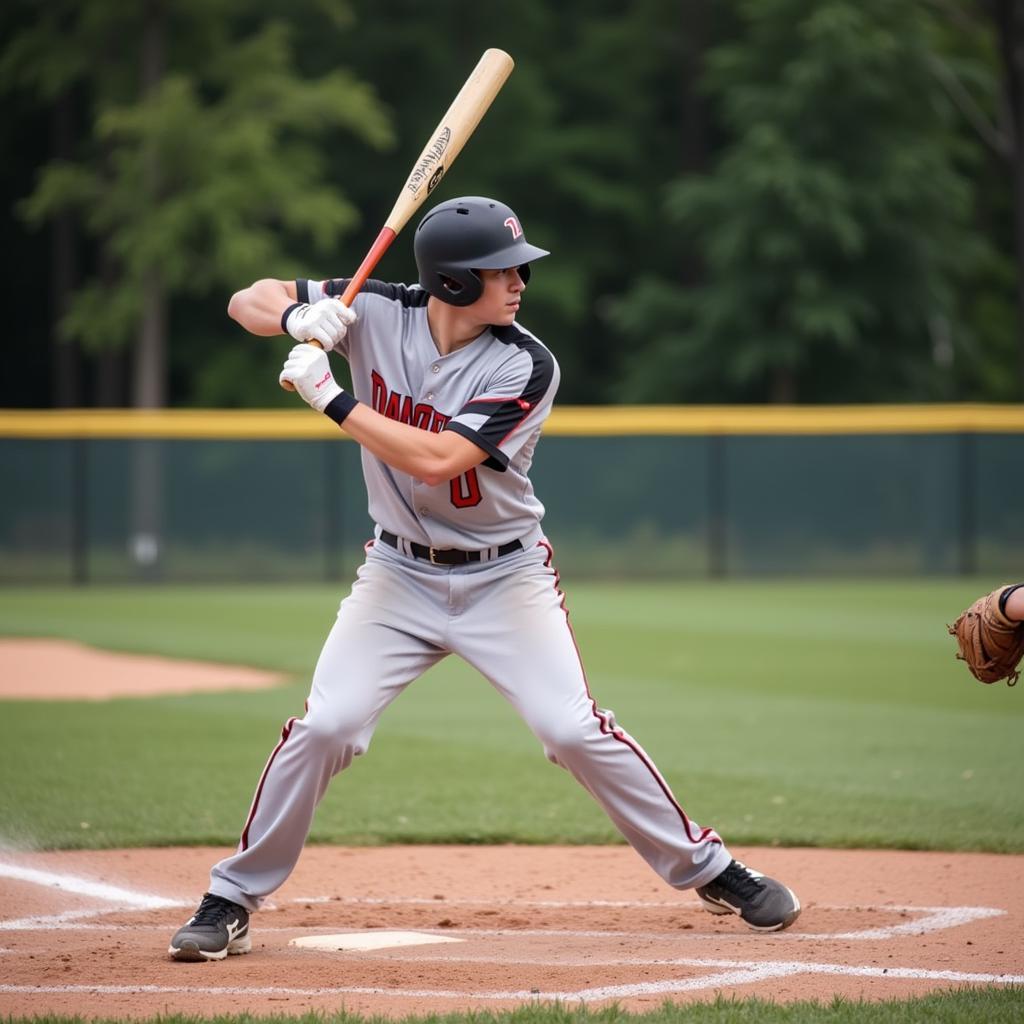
top-left (422, 359), bottom-right (441, 409)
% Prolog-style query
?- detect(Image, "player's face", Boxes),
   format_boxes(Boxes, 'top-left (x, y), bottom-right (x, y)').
top-left (471, 266), bottom-right (526, 326)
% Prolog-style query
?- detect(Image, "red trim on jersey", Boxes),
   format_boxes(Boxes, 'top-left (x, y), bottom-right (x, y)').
top-left (537, 540), bottom-right (721, 848)
top-left (498, 413), bottom-right (532, 447)
top-left (239, 714), bottom-right (298, 851)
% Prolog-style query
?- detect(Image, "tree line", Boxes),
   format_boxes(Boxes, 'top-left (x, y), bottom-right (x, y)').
top-left (1, 0), bottom-right (1021, 408)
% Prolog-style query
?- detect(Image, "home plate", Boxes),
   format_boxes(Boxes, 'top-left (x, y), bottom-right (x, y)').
top-left (289, 931), bottom-right (465, 952)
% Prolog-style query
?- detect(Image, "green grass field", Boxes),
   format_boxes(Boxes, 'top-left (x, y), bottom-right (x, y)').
top-left (1, 579), bottom-right (1022, 852)
top-left (1, 579), bottom-right (1022, 1023)
top-left (4, 991), bottom-right (1014, 1024)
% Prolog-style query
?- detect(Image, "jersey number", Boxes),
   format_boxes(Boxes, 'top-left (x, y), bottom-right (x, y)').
top-left (450, 468), bottom-right (482, 509)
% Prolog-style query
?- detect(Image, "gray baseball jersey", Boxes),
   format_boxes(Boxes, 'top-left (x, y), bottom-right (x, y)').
top-left (300, 277), bottom-right (557, 552)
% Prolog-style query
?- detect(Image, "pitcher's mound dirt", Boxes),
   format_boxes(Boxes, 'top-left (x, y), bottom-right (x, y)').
top-left (0, 638), bottom-right (284, 699)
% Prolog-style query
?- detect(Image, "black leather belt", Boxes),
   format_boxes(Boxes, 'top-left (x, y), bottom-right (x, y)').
top-left (378, 530), bottom-right (523, 565)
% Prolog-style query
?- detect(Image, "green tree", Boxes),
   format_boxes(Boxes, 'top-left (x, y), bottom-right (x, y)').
top-left (990, 0), bottom-right (1024, 397)
top-left (2, 0), bottom-right (392, 408)
top-left (332, 0), bottom-right (703, 403)
top-left (611, 0), bottom-right (1005, 403)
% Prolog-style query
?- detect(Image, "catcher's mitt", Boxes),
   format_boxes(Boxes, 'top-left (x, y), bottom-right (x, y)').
top-left (948, 585), bottom-right (1024, 687)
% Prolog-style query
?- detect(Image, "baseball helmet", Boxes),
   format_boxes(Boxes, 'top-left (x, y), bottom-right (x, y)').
top-left (413, 196), bottom-right (550, 306)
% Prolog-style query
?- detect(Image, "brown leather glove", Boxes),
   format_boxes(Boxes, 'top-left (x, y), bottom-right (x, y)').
top-left (948, 586), bottom-right (1024, 687)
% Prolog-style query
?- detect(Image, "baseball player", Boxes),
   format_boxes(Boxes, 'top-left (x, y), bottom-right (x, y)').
top-left (168, 196), bottom-right (801, 962)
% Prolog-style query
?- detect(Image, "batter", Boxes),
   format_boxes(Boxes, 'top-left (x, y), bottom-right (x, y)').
top-left (169, 197), bottom-right (800, 961)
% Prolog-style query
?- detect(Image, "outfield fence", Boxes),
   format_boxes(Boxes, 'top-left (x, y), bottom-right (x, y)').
top-left (2, 406), bottom-right (1023, 583)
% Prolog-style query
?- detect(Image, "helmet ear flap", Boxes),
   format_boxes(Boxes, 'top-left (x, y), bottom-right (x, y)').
top-left (434, 268), bottom-right (482, 306)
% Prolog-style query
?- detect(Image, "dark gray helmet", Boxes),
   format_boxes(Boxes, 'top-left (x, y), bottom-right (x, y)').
top-left (414, 196), bottom-right (550, 306)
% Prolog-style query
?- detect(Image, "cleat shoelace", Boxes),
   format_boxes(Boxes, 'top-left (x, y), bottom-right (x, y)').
top-left (718, 862), bottom-right (766, 901)
top-left (190, 894), bottom-right (241, 926)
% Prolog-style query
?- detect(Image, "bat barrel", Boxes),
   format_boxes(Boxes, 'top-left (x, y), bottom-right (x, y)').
top-left (383, 48), bottom-right (515, 234)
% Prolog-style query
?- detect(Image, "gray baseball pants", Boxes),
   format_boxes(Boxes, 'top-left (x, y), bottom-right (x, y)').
top-left (209, 538), bottom-right (731, 910)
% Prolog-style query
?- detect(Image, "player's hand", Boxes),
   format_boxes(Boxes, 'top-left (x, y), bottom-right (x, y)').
top-left (284, 298), bottom-right (357, 352)
top-left (279, 344), bottom-right (343, 413)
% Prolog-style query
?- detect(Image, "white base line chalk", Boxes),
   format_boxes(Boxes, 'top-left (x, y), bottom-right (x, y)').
top-left (0, 862), bottom-right (1008, 945)
top-left (1, 956), bottom-right (1022, 1003)
top-left (285, 898), bottom-right (1004, 942)
top-left (0, 863), bottom-right (178, 910)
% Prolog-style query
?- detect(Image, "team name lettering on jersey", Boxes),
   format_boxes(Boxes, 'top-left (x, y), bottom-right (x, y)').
top-left (371, 370), bottom-right (450, 434)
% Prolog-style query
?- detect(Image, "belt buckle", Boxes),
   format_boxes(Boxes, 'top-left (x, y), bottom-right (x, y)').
top-left (428, 547), bottom-right (441, 565)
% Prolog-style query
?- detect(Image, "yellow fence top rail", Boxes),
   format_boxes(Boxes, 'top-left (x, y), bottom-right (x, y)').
top-left (0, 404), bottom-right (1022, 438)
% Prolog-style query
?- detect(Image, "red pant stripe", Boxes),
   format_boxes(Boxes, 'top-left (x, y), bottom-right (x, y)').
top-left (239, 714), bottom-right (298, 851)
top-left (537, 540), bottom-right (720, 848)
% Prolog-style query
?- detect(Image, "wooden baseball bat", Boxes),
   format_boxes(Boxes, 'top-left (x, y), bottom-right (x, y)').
top-left (281, 48), bottom-right (515, 390)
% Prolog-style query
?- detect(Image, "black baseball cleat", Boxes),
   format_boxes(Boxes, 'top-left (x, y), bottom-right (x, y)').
top-left (696, 859), bottom-right (801, 932)
top-left (168, 893), bottom-right (251, 961)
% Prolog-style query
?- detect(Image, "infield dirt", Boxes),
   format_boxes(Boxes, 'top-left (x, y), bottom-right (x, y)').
top-left (1, 844), bottom-right (1022, 1017)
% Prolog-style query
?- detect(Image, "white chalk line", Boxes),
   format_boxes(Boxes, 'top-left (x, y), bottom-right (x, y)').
top-left (1, 958), bottom-right (1022, 1003)
top-left (0, 861), bottom-right (1007, 944)
top-left (0, 908), bottom-right (166, 931)
top-left (0, 861), bottom-right (187, 931)
top-left (0, 913), bottom-right (1002, 944)
top-left (291, 895), bottom-right (690, 907)
top-left (0, 863), bottom-right (179, 910)
top-left (1, 863), bottom-right (1018, 1003)
top-left (283, 899), bottom-right (1002, 941)
top-left (344, 950), bottom-right (1019, 970)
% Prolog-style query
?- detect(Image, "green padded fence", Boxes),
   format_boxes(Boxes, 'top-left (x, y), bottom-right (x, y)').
top-left (1, 407), bottom-right (1022, 582)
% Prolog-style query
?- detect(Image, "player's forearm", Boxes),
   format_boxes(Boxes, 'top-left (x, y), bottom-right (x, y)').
top-left (339, 403), bottom-right (481, 486)
top-left (227, 279), bottom-right (297, 336)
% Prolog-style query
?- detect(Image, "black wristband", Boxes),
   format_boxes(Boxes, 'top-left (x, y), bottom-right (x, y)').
top-left (324, 391), bottom-right (359, 426)
top-left (280, 302), bottom-right (303, 334)
top-left (999, 583), bottom-right (1024, 618)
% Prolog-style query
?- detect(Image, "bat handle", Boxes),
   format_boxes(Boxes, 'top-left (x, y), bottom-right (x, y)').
top-left (339, 226), bottom-right (398, 306)
top-left (278, 226), bottom-right (398, 392)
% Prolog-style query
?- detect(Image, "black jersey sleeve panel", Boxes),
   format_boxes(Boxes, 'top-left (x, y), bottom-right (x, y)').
top-left (449, 333), bottom-right (554, 456)
top-left (444, 421), bottom-right (509, 472)
top-left (490, 328), bottom-right (556, 412)
top-left (324, 278), bottom-right (430, 307)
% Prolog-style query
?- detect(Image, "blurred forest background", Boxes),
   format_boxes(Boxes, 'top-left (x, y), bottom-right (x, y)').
top-left (1, 0), bottom-right (1021, 410)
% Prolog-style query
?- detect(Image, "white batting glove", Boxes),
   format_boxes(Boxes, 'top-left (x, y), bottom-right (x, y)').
top-left (283, 298), bottom-right (357, 352)
top-left (279, 344), bottom-right (344, 412)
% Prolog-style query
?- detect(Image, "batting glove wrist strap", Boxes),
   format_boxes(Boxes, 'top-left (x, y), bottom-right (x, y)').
top-left (324, 391), bottom-right (359, 426)
top-left (282, 298), bottom-right (357, 351)
top-left (280, 302), bottom-right (303, 334)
